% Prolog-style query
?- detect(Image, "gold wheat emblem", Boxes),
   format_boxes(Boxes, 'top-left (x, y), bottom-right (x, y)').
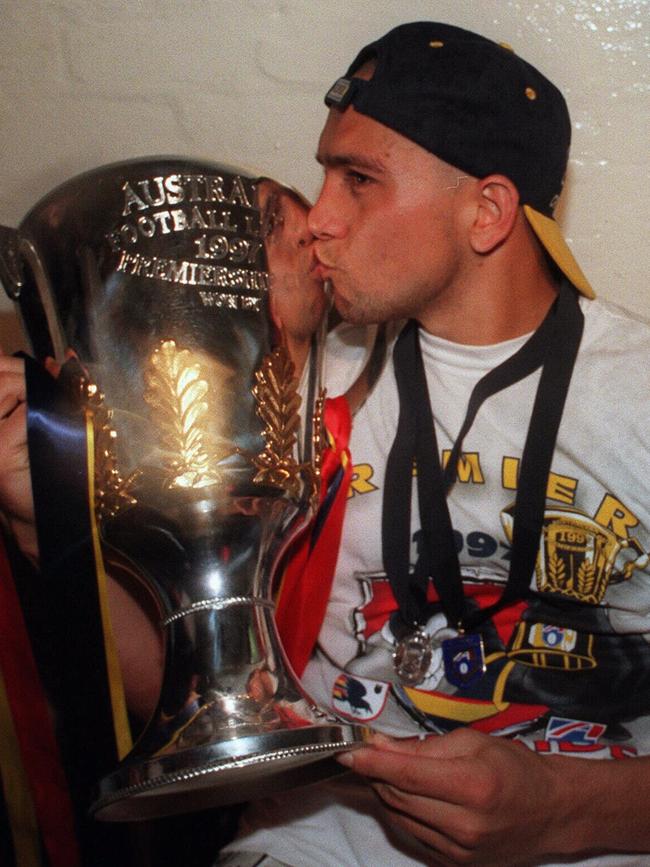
top-left (144, 339), bottom-right (225, 489)
top-left (69, 367), bottom-right (139, 520)
top-left (252, 345), bottom-right (305, 500)
top-left (92, 402), bottom-right (140, 519)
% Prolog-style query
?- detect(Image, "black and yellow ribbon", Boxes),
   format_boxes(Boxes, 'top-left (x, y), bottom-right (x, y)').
top-left (84, 410), bottom-right (132, 760)
top-left (18, 355), bottom-right (132, 864)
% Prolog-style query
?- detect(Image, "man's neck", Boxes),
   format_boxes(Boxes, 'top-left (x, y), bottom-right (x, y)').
top-left (417, 261), bottom-right (560, 346)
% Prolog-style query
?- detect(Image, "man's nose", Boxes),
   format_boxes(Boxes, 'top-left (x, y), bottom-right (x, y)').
top-left (308, 182), bottom-right (346, 240)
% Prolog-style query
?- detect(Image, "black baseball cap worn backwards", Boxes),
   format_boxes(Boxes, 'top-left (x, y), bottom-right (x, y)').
top-left (325, 22), bottom-right (594, 298)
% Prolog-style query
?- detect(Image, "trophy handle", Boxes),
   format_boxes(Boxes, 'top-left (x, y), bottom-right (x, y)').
top-left (0, 224), bottom-right (67, 361)
top-left (0, 225), bottom-right (25, 300)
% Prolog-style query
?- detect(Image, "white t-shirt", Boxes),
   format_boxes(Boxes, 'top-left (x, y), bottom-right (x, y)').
top-left (226, 296), bottom-right (650, 867)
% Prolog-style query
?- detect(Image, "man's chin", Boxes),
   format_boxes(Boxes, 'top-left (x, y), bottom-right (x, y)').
top-left (333, 293), bottom-right (374, 326)
top-left (333, 296), bottom-right (395, 327)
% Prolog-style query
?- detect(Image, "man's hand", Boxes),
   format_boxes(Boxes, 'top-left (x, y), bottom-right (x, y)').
top-left (0, 350), bottom-right (38, 562)
top-left (337, 727), bottom-right (650, 866)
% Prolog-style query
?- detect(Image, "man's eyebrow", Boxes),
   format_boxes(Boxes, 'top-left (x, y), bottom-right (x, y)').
top-left (315, 151), bottom-right (386, 173)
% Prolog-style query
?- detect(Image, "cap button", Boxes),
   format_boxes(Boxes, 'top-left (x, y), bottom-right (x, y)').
top-left (525, 87), bottom-right (537, 100)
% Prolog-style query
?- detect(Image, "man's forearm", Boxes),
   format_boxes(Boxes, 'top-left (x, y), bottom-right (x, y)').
top-left (547, 752), bottom-right (650, 857)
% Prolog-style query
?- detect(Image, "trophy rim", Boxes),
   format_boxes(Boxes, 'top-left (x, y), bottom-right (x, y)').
top-left (91, 723), bottom-right (369, 821)
top-left (19, 154), bottom-right (266, 227)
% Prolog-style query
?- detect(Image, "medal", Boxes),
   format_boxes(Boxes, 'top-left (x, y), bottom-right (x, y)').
top-left (392, 628), bottom-right (433, 686)
top-left (442, 632), bottom-right (486, 689)
top-left (392, 625), bottom-right (485, 689)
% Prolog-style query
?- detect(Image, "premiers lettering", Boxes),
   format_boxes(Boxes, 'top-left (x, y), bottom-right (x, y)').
top-left (116, 251), bottom-right (268, 312)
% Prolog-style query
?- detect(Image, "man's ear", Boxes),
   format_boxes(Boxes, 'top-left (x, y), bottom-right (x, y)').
top-left (468, 174), bottom-right (520, 254)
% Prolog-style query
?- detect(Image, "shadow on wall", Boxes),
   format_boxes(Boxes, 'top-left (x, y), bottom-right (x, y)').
top-left (0, 309), bottom-right (27, 354)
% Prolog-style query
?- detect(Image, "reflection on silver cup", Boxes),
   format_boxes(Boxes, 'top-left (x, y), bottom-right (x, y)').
top-left (1, 157), bottom-right (367, 821)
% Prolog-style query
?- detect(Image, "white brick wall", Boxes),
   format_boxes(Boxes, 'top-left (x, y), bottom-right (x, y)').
top-left (1, 0), bottom-right (648, 350)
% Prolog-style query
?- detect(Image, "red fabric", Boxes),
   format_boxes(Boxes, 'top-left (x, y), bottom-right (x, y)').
top-left (275, 396), bottom-right (353, 676)
top-left (0, 536), bottom-right (80, 867)
top-left (470, 701), bottom-right (549, 734)
top-left (356, 578), bottom-right (527, 647)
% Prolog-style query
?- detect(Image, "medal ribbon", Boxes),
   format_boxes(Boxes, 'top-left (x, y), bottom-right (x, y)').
top-left (383, 281), bottom-right (584, 634)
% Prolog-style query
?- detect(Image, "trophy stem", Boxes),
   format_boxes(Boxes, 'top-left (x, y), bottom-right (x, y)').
top-left (91, 495), bottom-right (367, 821)
top-left (92, 591), bottom-right (367, 821)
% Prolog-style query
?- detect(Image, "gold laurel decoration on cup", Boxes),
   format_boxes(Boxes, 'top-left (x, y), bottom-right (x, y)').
top-left (92, 401), bottom-right (140, 519)
top-left (65, 364), bottom-right (139, 520)
top-left (252, 345), bottom-right (304, 500)
top-left (144, 339), bottom-right (223, 490)
top-left (309, 389), bottom-right (326, 510)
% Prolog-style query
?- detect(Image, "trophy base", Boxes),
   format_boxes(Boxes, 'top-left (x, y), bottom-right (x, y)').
top-left (91, 723), bottom-right (368, 821)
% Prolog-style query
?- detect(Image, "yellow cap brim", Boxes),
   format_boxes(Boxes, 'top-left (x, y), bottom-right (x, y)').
top-left (523, 204), bottom-right (595, 299)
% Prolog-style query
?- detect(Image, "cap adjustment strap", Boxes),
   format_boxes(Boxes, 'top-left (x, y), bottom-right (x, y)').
top-left (325, 77), bottom-right (365, 109)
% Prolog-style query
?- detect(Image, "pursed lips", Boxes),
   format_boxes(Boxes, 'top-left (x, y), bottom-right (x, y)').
top-left (313, 249), bottom-right (336, 277)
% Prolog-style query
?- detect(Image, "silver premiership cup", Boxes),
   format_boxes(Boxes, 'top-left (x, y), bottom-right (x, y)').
top-left (0, 157), bottom-right (367, 820)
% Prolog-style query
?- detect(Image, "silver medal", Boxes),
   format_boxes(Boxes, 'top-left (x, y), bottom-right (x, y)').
top-left (392, 628), bottom-right (433, 686)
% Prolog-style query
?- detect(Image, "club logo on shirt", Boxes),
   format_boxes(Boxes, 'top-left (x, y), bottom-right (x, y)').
top-left (331, 673), bottom-right (389, 721)
top-left (501, 505), bottom-right (649, 604)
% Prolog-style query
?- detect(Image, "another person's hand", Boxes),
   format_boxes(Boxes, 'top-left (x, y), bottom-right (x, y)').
top-left (0, 349), bottom-right (38, 562)
top-left (337, 728), bottom-right (587, 866)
